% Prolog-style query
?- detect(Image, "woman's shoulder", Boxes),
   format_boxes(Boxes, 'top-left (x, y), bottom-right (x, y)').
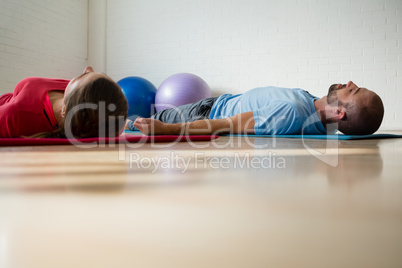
top-left (13, 77), bottom-right (70, 96)
top-left (15, 77), bottom-right (70, 88)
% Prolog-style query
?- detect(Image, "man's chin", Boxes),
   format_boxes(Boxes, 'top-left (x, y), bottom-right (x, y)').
top-left (327, 84), bottom-right (339, 104)
top-left (329, 84), bottom-right (338, 92)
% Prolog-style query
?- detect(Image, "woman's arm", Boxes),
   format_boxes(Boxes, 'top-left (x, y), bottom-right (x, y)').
top-left (133, 111), bottom-right (255, 135)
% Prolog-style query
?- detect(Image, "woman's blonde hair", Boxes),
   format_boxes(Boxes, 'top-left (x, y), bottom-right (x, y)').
top-left (31, 77), bottom-right (128, 138)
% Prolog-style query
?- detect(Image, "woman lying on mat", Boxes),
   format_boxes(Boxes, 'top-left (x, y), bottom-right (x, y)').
top-left (128, 81), bottom-right (384, 136)
top-left (0, 67), bottom-right (128, 138)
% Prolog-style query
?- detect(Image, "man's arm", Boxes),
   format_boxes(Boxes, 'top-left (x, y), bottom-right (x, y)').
top-left (133, 111), bottom-right (255, 135)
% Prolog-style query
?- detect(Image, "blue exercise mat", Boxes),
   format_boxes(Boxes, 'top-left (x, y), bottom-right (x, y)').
top-left (125, 130), bottom-right (402, 140)
top-left (222, 133), bottom-right (402, 140)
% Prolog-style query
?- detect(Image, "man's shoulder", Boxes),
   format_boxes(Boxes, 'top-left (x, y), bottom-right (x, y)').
top-left (246, 86), bottom-right (311, 96)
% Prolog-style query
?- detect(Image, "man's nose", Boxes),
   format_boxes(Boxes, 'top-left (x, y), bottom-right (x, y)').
top-left (347, 81), bottom-right (358, 89)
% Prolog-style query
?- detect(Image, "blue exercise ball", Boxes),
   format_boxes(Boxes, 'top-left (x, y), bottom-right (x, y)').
top-left (117, 76), bottom-right (157, 118)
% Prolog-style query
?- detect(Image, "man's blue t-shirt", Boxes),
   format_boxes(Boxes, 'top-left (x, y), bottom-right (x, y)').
top-left (209, 86), bottom-right (327, 135)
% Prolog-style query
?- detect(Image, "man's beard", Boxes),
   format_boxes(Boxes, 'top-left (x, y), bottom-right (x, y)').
top-left (327, 84), bottom-right (343, 105)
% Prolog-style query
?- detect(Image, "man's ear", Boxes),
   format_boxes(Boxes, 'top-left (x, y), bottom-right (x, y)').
top-left (334, 106), bottom-right (346, 120)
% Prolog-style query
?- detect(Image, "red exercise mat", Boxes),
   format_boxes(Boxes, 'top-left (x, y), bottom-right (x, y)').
top-left (0, 133), bottom-right (219, 146)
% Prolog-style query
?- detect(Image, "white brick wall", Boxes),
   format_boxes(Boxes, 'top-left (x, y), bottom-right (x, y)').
top-left (0, 0), bottom-right (88, 94)
top-left (107, 0), bottom-right (402, 130)
top-left (88, 0), bottom-right (107, 73)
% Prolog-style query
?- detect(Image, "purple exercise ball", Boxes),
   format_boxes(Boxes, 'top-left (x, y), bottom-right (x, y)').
top-left (155, 73), bottom-right (212, 112)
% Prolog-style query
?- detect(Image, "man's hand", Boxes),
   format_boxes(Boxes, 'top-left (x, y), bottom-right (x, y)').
top-left (133, 118), bottom-right (167, 135)
top-left (132, 111), bottom-right (255, 136)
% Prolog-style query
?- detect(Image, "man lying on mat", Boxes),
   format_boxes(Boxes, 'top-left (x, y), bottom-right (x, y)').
top-left (126, 81), bottom-right (384, 136)
top-left (0, 67), bottom-right (128, 138)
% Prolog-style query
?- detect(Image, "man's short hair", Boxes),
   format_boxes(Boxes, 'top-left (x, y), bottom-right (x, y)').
top-left (338, 94), bottom-right (384, 135)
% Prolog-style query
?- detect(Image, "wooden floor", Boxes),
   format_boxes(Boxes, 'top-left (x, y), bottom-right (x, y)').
top-left (0, 133), bottom-right (401, 268)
